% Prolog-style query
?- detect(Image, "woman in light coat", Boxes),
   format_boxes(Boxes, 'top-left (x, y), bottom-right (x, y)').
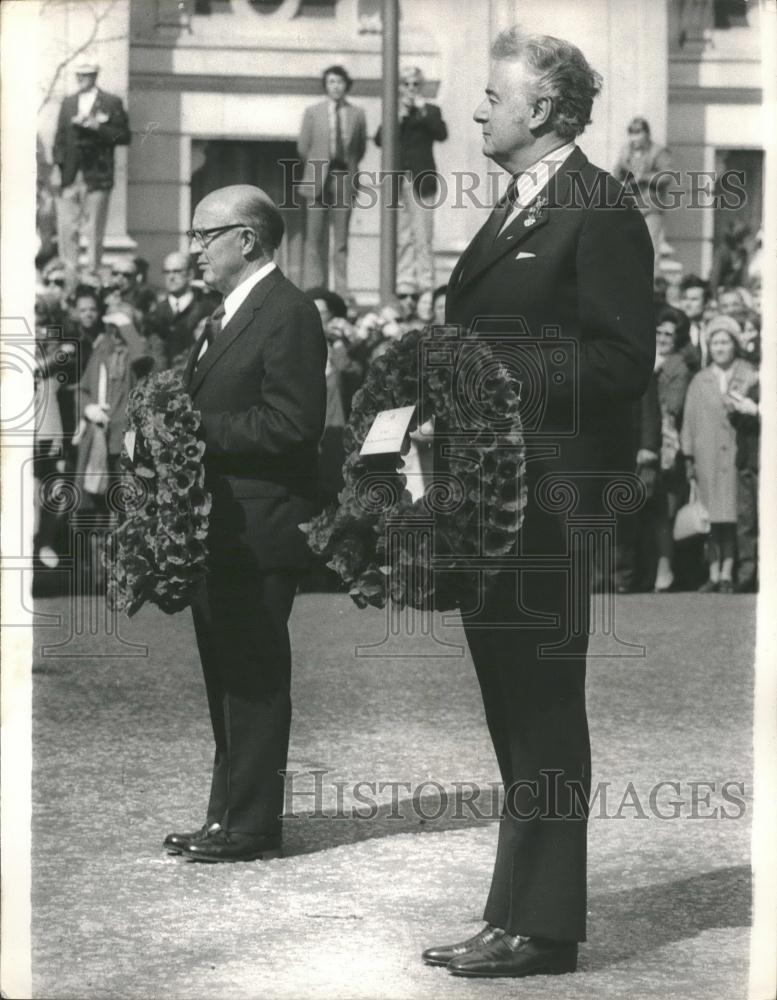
top-left (681, 316), bottom-right (757, 592)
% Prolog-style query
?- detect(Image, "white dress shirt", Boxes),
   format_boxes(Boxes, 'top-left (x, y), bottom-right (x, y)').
top-left (77, 86), bottom-right (98, 119)
top-left (168, 290), bottom-right (193, 315)
top-left (223, 261), bottom-right (277, 326)
top-left (499, 141), bottom-right (577, 234)
top-left (196, 261), bottom-right (277, 365)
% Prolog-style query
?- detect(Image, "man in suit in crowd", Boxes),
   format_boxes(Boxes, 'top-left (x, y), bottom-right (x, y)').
top-left (679, 274), bottom-right (710, 370)
top-left (164, 185), bottom-right (327, 863)
top-left (375, 66), bottom-right (448, 292)
top-left (51, 62), bottom-right (131, 281)
top-left (298, 65), bottom-right (367, 295)
top-left (422, 29), bottom-right (654, 977)
top-left (148, 251), bottom-right (210, 369)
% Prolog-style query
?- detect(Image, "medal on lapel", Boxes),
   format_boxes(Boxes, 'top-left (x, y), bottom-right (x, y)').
top-left (523, 194), bottom-right (548, 227)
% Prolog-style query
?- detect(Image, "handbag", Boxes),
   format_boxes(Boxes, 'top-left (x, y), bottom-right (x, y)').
top-left (673, 480), bottom-right (710, 541)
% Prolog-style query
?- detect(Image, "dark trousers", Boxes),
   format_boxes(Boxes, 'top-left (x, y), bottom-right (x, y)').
top-left (191, 567), bottom-right (298, 835)
top-left (736, 468), bottom-right (758, 588)
top-left (461, 566), bottom-right (591, 942)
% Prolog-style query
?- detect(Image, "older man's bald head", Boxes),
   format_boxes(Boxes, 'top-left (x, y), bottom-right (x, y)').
top-left (193, 185), bottom-right (284, 254)
top-left (164, 251), bottom-right (191, 273)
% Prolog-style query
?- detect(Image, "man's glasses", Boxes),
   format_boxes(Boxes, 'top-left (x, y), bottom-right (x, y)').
top-left (401, 80), bottom-right (421, 88)
top-left (45, 277), bottom-right (65, 288)
top-left (185, 223), bottom-right (249, 248)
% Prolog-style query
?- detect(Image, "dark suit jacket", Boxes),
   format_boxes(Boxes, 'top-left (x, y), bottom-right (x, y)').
top-left (375, 103), bottom-right (448, 198)
top-left (446, 147), bottom-right (655, 536)
top-left (53, 89), bottom-right (131, 191)
top-left (149, 292), bottom-right (211, 366)
top-left (297, 99), bottom-right (368, 201)
top-left (184, 269), bottom-right (327, 571)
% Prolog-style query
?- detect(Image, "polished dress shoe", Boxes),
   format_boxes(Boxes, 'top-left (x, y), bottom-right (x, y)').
top-left (163, 822), bottom-right (220, 854)
top-left (422, 925), bottom-right (504, 967)
top-left (448, 935), bottom-right (578, 978)
top-left (180, 829), bottom-right (281, 863)
top-left (718, 579), bottom-right (734, 594)
top-left (698, 579), bottom-right (719, 593)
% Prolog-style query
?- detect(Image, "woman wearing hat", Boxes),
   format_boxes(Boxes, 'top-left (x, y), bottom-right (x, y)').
top-left (680, 315), bottom-right (758, 592)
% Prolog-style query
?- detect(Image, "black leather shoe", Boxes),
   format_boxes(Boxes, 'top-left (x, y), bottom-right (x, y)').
top-left (180, 829), bottom-right (282, 863)
top-left (163, 822), bottom-right (220, 854)
top-left (422, 925), bottom-right (504, 967)
top-left (718, 579), bottom-right (734, 594)
top-left (448, 935), bottom-right (578, 978)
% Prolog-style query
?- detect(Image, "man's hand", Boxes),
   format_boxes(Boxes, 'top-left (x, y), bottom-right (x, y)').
top-left (636, 448), bottom-right (658, 466)
top-left (49, 164), bottom-right (62, 192)
top-left (85, 403), bottom-right (110, 427)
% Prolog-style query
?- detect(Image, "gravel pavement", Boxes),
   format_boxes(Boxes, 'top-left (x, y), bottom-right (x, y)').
top-left (31, 591), bottom-right (755, 999)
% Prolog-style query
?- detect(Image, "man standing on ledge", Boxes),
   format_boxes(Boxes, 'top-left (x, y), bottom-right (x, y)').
top-left (165, 185), bottom-right (327, 863)
top-left (422, 29), bottom-right (654, 977)
top-left (51, 62), bottom-right (130, 281)
top-left (298, 65), bottom-right (367, 295)
top-left (375, 66), bottom-right (448, 294)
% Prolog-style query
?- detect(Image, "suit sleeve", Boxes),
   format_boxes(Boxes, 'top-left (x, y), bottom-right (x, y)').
top-left (199, 301), bottom-right (327, 460)
top-left (551, 203), bottom-right (655, 415)
top-left (638, 377), bottom-right (662, 453)
top-left (52, 99), bottom-right (69, 166)
top-left (89, 96), bottom-right (131, 146)
top-left (420, 104), bottom-right (447, 142)
top-left (298, 107), bottom-right (313, 160)
top-left (353, 108), bottom-right (367, 164)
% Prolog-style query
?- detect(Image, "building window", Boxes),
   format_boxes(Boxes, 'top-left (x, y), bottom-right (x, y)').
top-left (248, 0), bottom-right (338, 13)
top-left (713, 0), bottom-right (749, 28)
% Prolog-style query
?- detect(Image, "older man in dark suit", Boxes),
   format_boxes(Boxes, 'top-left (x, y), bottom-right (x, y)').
top-left (421, 29), bottom-right (654, 977)
top-left (51, 62), bottom-right (130, 279)
top-left (163, 185), bottom-right (327, 863)
top-left (298, 65), bottom-right (367, 295)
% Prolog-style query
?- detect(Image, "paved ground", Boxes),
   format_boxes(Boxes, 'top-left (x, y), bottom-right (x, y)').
top-left (31, 590), bottom-right (755, 999)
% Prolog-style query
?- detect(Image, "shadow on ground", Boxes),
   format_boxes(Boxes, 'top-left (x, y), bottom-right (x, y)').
top-left (584, 865), bottom-right (751, 970)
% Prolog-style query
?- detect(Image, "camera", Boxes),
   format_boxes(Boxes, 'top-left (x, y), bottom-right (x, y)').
top-left (421, 321), bottom-right (580, 440)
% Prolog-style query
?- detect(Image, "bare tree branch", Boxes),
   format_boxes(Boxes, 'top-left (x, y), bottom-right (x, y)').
top-left (38, 0), bottom-right (119, 113)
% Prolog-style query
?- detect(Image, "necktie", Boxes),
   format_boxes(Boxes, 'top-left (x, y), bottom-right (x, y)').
top-left (194, 304), bottom-right (225, 368)
top-left (333, 104), bottom-right (346, 166)
top-left (487, 175), bottom-right (521, 243)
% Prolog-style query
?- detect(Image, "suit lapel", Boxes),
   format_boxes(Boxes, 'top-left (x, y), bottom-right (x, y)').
top-left (450, 148), bottom-right (589, 298)
top-left (187, 270), bottom-right (282, 396)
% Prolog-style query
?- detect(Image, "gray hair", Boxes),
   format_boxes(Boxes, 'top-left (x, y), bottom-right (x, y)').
top-left (491, 28), bottom-right (603, 140)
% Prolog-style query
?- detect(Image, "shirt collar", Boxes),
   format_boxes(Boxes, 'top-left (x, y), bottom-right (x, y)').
top-left (169, 290), bottom-right (194, 313)
top-left (222, 261), bottom-right (277, 326)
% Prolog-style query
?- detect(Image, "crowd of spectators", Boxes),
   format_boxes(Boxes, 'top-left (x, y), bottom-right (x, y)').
top-left (33, 228), bottom-right (762, 596)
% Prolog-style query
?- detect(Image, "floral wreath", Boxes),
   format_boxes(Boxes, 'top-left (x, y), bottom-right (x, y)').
top-left (106, 369), bottom-right (212, 616)
top-left (304, 327), bottom-right (527, 611)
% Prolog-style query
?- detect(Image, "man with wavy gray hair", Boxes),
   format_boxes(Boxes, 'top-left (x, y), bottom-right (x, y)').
top-left (423, 28), bottom-right (654, 978)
